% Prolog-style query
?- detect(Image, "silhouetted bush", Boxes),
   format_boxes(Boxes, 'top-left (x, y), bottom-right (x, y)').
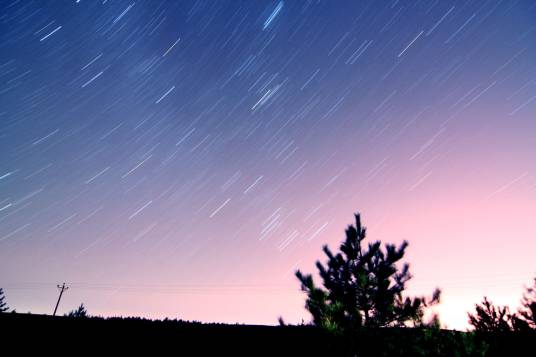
top-left (0, 288), bottom-right (8, 313)
top-left (65, 303), bottom-right (88, 318)
top-left (469, 277), bottom-right (536, 333)
top-left (517, 277), bottom-right (536, 329)
top-left (468, 297), bottom-right (515, 333)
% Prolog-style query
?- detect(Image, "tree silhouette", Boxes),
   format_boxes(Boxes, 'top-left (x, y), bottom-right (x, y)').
top-left (0, 288), bottom-right (8, 312)
top-left (468, 297), bottom-right (515, 333)
top-left (295, 213), bottom-right (440, 335)
top-left (517, 277), bottom-right (536, 329)
top-left (65, 303), bottom-right (88, 318)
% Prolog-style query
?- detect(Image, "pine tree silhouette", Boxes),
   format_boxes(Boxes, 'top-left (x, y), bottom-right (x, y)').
top-left (518, 277), bottom-right (536, 329)
top-left (0, 288), bottom-right (8, 313)
top-left (65, 303), bottom-right (88, 318)
top-left (295, 213), bottom-right (440, 335)
top-left (468, 297), bottom-right (514, 333)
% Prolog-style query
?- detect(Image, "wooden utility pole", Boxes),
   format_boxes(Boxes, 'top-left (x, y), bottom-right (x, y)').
top-left (53, 283), bottom-right (69, 316)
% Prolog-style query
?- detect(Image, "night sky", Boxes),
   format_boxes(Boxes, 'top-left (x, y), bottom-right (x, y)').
top-left (1, 0), bottom-right (536, 330)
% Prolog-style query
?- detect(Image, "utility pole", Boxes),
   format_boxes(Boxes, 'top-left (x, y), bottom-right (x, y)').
top-left (53, 283), bottom-right (69, 316)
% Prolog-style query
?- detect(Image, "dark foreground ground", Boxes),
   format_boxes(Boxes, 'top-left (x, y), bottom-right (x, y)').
top-left (1, 312), bottom-right (533, 356)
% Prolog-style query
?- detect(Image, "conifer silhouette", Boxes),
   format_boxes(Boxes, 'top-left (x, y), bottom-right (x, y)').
top-left (65, 303), bottom-right (88, 318)
top-left (468, 297), bottom-right (514, 333)
top-left (518, 277), bottom-right (536, 329)
top-left (295, 213), bottom-right (440, 335)
top-left (0, 288), bottom-right (8, 313)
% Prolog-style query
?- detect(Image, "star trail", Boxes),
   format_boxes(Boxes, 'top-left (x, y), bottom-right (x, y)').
top-left (1, 0), bottom-right (536, 329)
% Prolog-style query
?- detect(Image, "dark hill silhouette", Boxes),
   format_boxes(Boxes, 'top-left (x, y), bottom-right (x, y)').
top-left (2, 312), bottom-right (535, 356)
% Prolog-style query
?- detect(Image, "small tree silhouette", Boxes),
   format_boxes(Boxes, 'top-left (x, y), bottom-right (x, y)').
top-left (517, 277), bottom-right (536, 329)
top-left (295, 213), bottom-right (440, 335)
top-left (468, 297), bottom-right (515, 333)
top-left (0, 288), bottom-right (8, 312)
top-left (65, 303), bottom-right (88, 318)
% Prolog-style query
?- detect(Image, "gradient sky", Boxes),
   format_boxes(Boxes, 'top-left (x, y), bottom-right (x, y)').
top-left (1, 0), bottom-right (536, 330)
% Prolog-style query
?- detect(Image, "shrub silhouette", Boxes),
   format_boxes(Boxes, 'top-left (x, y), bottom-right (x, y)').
top-left (0, 288), bottom-right (8, 312)
top-left (517, 277), bottom-right (536, 329)
top-left (468, 297), bottom-right (515, 333)
top-left (65, 303), bottom-right (88, 318)
top-left (469, 278), bottom-right (536, 333)
top-left (295, 213), bottom-right (440, 336)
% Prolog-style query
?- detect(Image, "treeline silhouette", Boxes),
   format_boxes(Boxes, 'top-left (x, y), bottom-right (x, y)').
top-left (1, 212), bottom-right (535, 356)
